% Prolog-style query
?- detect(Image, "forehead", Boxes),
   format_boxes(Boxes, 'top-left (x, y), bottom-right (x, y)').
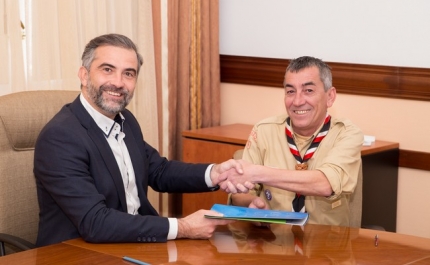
top-left (285, 66), bottom-right (321, 83)
top-left (91, 45), bottom-right (138, 69)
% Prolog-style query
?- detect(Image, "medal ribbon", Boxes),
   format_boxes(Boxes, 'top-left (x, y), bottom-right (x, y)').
top-left (285, 114), bottom-right (331, 212)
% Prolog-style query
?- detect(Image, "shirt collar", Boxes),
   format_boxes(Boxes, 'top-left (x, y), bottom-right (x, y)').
top-left (80, 93), bottom-right (124, 138)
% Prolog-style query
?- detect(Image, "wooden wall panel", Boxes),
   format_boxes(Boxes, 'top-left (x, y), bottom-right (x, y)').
top-left (399, 150), bottom-right (430, 171)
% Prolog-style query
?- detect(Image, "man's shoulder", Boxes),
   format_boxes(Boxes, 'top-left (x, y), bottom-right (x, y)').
top-left (254, 114), bottom-right (288, 128)
top-left (332, 116), bottom-right (354, 125)
top-left (331, 116), bottom-right (362, 133)
top-left (39, 104), bottom-right (78, 135)
top-left (254, 114), bottom-right (288, 131)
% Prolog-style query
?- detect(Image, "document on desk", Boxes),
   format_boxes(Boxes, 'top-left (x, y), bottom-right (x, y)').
top-left (205, 204), bottom-right (309, 225)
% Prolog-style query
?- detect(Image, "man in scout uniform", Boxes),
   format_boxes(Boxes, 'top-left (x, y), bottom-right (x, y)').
top-left (227, 56), bottom-right (363, 227)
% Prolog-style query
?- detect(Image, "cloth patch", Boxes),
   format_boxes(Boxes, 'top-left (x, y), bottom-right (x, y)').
top-left (332, 199), bottom-right (342, 209)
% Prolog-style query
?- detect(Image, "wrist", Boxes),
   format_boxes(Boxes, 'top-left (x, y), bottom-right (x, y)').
top-left (254, 164), bottom-right (267, 183)
top-left (205, 164), bottom-right (216, 187)
top-left (177, 218), bottom-right (190, 239)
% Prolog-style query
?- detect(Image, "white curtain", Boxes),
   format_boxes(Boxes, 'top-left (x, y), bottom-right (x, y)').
top-left (0, 0), bottom-right (26, 96)
top-left (1, 0), bottom-right (161, 210)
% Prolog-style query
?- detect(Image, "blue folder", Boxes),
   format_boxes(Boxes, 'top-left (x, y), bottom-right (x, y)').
top-left (205, 204), bottom-right (309, 225)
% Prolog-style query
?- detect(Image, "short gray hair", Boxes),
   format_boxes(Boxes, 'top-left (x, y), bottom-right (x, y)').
top-left (81, 33), bottom-right (143, 74)
top-left (284, 56), bottom-right (332, 91)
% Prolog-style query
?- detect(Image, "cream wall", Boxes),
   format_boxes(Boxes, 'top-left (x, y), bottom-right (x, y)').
top-left (220, 83), bottom-right (430, 239)
top-left (219, 0), bottom-right (430, 67)
top-left (219, 0), bottom-right (430, 239)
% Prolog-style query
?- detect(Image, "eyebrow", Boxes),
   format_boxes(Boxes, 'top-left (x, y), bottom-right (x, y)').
top-left (98, 63), bottom-right (137, 75)
top-left (303, 81), bottom-right (316, 86)
top-left (284, 81), bottom-right (316, 88)
top-left (98, 63), bottom-right (116, 70)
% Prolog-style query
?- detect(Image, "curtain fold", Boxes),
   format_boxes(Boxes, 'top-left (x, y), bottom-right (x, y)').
top-left (202, 0), bottom-right (221, 128)
top-left (167, 0), bottom-right (220, 162)
top-left (167, 0), bottom-right (219, 217)
top-left (168, 0), bottom-right (190, 162)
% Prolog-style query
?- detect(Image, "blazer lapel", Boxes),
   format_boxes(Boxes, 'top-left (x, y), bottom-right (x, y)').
top-left (69, 97), bottom-right (128, 212)
top-left (122, 117), bottom-right (158, 216)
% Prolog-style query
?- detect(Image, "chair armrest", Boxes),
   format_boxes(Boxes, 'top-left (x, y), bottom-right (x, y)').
top-left (0, 233), bottom-right (36, 256)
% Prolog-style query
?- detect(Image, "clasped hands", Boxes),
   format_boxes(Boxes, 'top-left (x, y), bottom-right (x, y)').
top-left (178, 159), bottom-right (263, 240)
top-left (210, 159), bottom-right (255, 194)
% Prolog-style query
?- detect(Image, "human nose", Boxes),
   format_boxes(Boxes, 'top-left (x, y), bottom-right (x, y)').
top-left (292, 91), bottom-right (305, 106)
top-left (109, 72), bottom-right (125, 88)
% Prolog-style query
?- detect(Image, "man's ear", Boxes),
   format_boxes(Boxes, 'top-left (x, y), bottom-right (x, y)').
top-left (327, 87), bottom-right (336, 108)
top-left (78, 66), bottom-right (89, 87)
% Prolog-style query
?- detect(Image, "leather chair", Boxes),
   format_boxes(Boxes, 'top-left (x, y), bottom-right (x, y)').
top-left (0, 90), bottom-right (79, 256)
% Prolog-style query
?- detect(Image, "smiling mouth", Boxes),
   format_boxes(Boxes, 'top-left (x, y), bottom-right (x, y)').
top-left (294, 110), bottom-right (310, 115)
top-left (106, 90), bottom-right (122, 97)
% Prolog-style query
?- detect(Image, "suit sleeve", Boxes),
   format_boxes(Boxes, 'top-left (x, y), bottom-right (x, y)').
top-left (122, 110), bottom-right (211, 194)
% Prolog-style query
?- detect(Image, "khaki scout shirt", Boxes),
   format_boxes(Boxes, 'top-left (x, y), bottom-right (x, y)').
top-left (242, 114), bottom-right (363, 227)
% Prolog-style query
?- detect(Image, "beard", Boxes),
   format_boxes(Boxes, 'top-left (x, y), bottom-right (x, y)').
top-left (85, 79), bottom-right (133, 116)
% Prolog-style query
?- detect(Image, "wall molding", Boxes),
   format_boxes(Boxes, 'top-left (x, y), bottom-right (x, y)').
top-left (220, 54), bottom-right (430, 171)
top-left (399, 150), bottom-right (430, 171)
top-left (220, 55), bottom-right (430, 101)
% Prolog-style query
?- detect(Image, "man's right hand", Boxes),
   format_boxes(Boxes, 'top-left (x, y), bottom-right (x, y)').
top-left (218, 159), bottom-right (258, 194)
top-left (177, 210), bottom-right (234, 239)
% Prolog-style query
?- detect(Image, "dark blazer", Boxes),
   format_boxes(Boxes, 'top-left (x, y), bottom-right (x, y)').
top-left (34, 96), bottom-right (211, 246)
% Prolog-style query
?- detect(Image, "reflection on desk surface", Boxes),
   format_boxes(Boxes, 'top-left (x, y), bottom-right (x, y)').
top-left (59, 222), bottom-right (430, 265)
top-left (210, 222), bottom-right (430, 264)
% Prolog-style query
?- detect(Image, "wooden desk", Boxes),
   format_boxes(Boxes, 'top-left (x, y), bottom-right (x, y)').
top-left (181, 123), bottom-right (399, 232)
top-left (4, 223), bottom-right (427, 264)
top-left (65, 222), bottom-right (430, 265)
top-left (0, 243), bottom-right (122, 265)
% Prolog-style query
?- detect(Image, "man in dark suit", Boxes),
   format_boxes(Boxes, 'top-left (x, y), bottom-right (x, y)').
top-left (34, 33), bottom-right (249, 247)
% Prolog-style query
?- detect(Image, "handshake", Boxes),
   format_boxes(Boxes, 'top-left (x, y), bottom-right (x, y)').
top-left (177, 158), bottom-right (269, 240)
top-left (210, 159), bottom-right (257, 194)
